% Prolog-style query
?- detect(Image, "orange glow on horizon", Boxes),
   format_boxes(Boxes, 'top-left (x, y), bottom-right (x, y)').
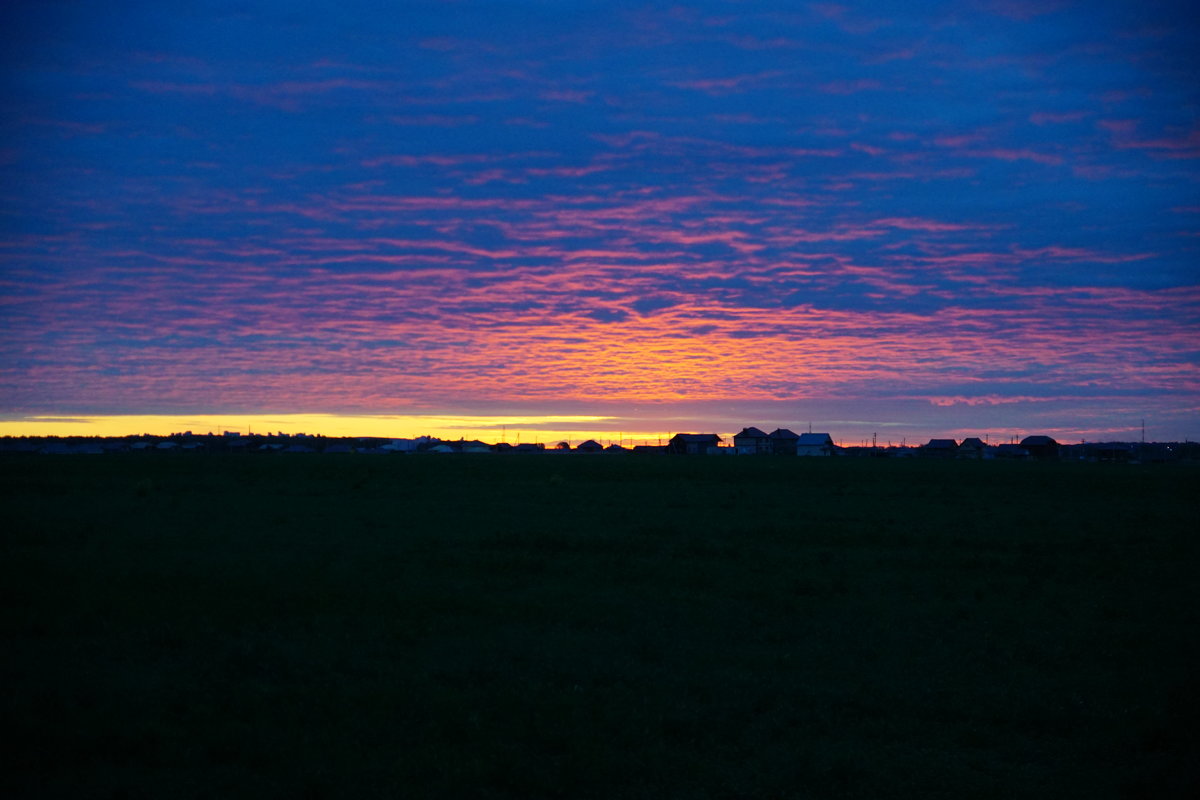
top-left (0, 414), bottom-right (687, 447)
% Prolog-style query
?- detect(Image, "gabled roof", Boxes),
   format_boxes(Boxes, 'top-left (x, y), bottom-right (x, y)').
top-left (768, 428), bottom-right (799, 440)
top-left (960, 437), bottom-right (986, 448)
top-left (797, 433), bottom-right (833, 446)
top-left (734, 427), bottom-right (769, 438)
top-left (925, 438), bottom-right (958, 449)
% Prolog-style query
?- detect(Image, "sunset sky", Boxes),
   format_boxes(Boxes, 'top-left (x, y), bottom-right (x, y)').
top-left (2, 1), bottom-right (1197, 444)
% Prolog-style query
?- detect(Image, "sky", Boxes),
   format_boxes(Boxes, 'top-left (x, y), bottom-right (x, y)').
top-left (1, 0), bottom-right (1198, 444)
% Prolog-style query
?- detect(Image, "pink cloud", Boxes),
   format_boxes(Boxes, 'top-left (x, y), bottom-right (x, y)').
top-left (933, 133), bottom-right (987, 148)
top-left (873, 217), bottom-right (976, 232)
top-left (538, 89), bottom-right (594, 104)
top-left (818, 79), bottom-right (883, 95)
top-left (850, 142), bottom-right (886, 156)
top-left (668, 71), bottom-right (786, 95)
top-left (963, 148), bottom-right (1063, 165)
top-left (1029, 111), bottom-right (1087, 125)
top-left (389, 114), bottom-right (479, 127)
top-left (929, 395), bottom-right (1052, 407)
top-left (1100, 119), bottom-right (1200, 159)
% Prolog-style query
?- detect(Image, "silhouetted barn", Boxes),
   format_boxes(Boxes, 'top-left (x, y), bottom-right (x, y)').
top-left (958, 437), bottom-right (987, 459)
top-left (733, 427), bottom-right (771, 454)
top-left (922, 439), bottom-right (959, 459)
top-left (796, 433), bottom-right (835, 456)
top-left (768, 428), bottom-right (800, 455)
top-left (668, 433), bottom-right (722, 454)
top-left (1020, 435), bottom-right (1059, 460)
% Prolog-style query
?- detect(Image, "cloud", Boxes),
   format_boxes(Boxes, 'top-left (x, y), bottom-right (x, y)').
top-left (3, 0), bottom-right (1198, 441)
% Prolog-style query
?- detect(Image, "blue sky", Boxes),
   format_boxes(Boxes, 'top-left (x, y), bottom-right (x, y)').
top-left (2, 1), bottom-right (1197, 442)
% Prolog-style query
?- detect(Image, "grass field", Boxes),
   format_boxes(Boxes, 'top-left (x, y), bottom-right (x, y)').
top-left (3, 453), bottom-right (1198, 798)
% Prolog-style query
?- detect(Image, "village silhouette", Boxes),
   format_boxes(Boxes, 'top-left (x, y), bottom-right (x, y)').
top-left (3, 426), bottom-right (1194, 462)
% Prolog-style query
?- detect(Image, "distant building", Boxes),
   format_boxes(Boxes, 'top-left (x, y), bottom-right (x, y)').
top-left (1020, 435), bottom-right (1059, 460)
top-left (958, 437), bottom-right (987, 459)
top-left (768, 428), bottom-right (800, 455)
top-left (576, 439), bottom-right (604, 453)
top-left (733, 427), bottom-right (771, 454)
top-left (796, 432), bottom-right (835, 457)
top-left (922, 439), bottom-right (959, 459)
top-left (668, 433), bottom-right (722, 454)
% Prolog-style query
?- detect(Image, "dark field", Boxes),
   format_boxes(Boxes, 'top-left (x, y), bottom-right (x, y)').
top-left (3, 454), bottom-right (1198, 798)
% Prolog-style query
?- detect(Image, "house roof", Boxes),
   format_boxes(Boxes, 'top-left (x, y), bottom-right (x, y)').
top-left (734, 427), bottom-right (769, 438)
top-left (960, 437), bottom-right (986, 448)
top-left (925, 438), bottom-right (959, 449)
top-left (670, 433), bottom-right (722, 442)
top-left (1020, 435), bottom-right (1059, 446)
top-left (797, 433), bottom-right (833, 445)
top-left (768, 428), bottom-right (799, 440)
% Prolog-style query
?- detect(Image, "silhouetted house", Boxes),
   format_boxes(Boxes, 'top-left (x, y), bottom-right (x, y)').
top-left (995, 443), bottom-right (1030, 459)
top-left (604, 443), bottom-right (626, 452)
top-left (576, 439), bottom-right (604, 453)
top-left (1020, 435), bottom-right (1059, 460)
top-left (768, 428), bottom-right (800, 455)
top-left (733, 427), bottom-right (771, 454)
top-left (922, 439), bottom-right (959, 459)
top-left (668, 433), bottom-right (722, 454)
top-left (514, 443), bottom-right (545, 453)
top-left (632, 445), bottom-right (667, 454)
top-left (958, 437), bottom-right (987, 459)
top-left (796, 432), bottom-right (835, 457)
